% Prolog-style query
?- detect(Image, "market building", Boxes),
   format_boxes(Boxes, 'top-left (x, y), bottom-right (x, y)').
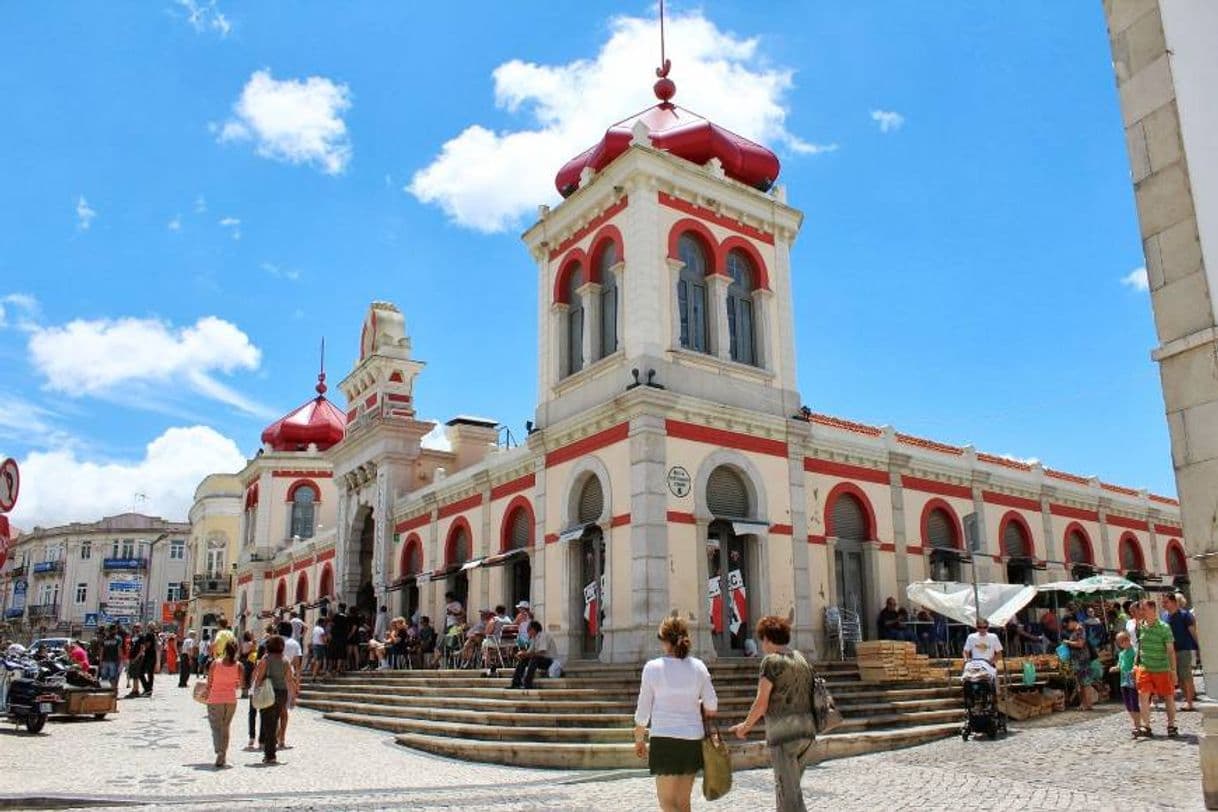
top-left (222, 68), bottom-right (1188, 661)
top-left (0, 513), bottom-right (190, 637)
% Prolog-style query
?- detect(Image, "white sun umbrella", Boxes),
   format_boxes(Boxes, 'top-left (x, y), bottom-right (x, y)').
top-left (906, 580), bottom-right (1039, 627)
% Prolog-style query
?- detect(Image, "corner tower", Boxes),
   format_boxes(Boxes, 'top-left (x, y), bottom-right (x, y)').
top-left (523, 69), bottom-right (805, 431)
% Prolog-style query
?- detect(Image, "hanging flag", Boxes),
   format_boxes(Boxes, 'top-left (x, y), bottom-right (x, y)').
top-left (583, 580), bottom-right (599, 635)
top-left (707, 575), bottom-right (723, 634)
top-left (727, 568), bottom-right (747, 635)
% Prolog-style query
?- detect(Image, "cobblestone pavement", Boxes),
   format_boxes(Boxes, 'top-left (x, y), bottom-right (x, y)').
top-left (0, 681), bottom-right (1207, 811)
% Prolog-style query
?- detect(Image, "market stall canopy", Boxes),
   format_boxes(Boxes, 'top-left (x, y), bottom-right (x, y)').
top-left (1037, 575), bottom-right (1143, 596)
top-left (906, 581), bottom-right (1038, 627)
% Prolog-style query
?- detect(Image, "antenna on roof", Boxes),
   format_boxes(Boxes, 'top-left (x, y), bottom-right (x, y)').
top-left (654, 0), bottom-right (676, 103)
top-left (316, 337), bottom-right (328, 395)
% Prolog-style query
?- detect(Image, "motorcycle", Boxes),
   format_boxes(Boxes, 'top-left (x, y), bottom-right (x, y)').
top-left (2, 647), bottom-right (67, 733)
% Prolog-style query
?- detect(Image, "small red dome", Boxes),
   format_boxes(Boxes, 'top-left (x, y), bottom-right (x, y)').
top-left (555, 101), bottom-right (780, 197)
top-left (261, 374), bottom-right (346, 452)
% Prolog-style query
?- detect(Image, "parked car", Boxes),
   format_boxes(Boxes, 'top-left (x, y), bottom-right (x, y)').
top-left (27, 638), bottom-right (71, 656)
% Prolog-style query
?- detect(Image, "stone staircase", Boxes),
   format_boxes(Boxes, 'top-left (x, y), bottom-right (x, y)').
top-left (297, 658), bottom-right (968, 769)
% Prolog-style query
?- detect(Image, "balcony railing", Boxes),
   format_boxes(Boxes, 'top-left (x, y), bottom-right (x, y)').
top-left (193, 574), bottom-right (233, 596)
top-left (31, 560), bottom-right (64, 575)
top-left (102, 557), bottom-right (148, 571)
top-left (8, 564), bottom-right (26, 577)
top-left (27, 603), bottom-right (60, 619)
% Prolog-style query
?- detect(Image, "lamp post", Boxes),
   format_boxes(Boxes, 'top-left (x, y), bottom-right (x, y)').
top-left (141, 532), bottom-right (169, 624)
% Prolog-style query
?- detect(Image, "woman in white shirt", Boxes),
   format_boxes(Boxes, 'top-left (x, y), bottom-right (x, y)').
top-left (634, 616), bottom-right (718, 812)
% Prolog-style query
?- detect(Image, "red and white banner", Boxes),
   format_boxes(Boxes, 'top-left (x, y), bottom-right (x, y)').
top-left (583, 580), bottom-right (599, 636)
top-left (727, 569), bottom-right (747, 635)
top-left (707, 575), bottom-right (724, 634)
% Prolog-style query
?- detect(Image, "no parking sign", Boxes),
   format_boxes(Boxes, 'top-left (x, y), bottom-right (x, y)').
top-left (0, 458), bottom-right (18, 513)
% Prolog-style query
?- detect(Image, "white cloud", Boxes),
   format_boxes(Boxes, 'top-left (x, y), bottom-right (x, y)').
top-left (168, 214), bottom-right (182, 231)
top-left (217, 69), bottom-right (353, 175)
top-left (1121, 266), bottom-right (1149, 292)
top-left (0, 293), bottom-right (40, 331)
top-left (408, 11), bottom-right (831, 233)
top-left (261, 262), bottom-right (300, 282)
top-left (9, 425), bottom-right (247, 528)
top-left (218, 216), bottom-right (241, 240)
top-left (194, 195), bottom-right (208, 214)
top-left (0, 392), bottom-right (73, 450)
top-left (76, 195), bottom-right (96, 230)
top-left (870, 109), bottom-right (905, 133)
top-left (26, 314), bottom-right (271, 417)
top-left (175, 0), bottom-right (231, 37)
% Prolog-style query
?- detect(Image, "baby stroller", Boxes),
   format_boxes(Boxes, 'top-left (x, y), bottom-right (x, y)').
top-left (960, 658), bottom-right (1007, 741)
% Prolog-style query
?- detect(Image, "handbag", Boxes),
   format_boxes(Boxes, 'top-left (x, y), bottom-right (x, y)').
top-left (251, 679), bottom-right (276, 710)
top-left (192, 680), bottom-right (210, 704)
top-left (700, 705), bottom-right (732, 801)
top-left (802, 651), bottom-right (844, 735)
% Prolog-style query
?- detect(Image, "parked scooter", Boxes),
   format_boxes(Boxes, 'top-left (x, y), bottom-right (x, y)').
top-left (2, 645), bottom-right (67, 733)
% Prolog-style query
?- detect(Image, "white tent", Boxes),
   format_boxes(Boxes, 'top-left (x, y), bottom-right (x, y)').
top-left (906, 580), bottom-right (1038, 627)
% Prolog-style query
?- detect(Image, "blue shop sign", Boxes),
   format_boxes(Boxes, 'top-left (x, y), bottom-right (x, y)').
top-left (103, 558), bottom-right (145, 570)
top-left (32, 561), bottom-right (58, 573)
top-left (83, 613), bottom-right (99, 627)
top-left (4, 608), bottom-right (22, 619)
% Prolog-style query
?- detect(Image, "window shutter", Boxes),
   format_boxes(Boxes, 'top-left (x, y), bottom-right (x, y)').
top-left (830, 494), bottom-right (867, 541)
top-left (510, 509), bottom-right (531, 550)
top-left (1002, 520), bottom-right (1028, 558)
top-left (707, 467), bottom-right (749, 518)
top-left (577, 477), bottom-right (604, 524)
top-left (927, 509), bottom-right (955, 548)
top-left (1067, 531), bottom-right (1088, 564)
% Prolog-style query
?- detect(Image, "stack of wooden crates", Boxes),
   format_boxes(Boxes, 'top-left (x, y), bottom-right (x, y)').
top-left (855, 641), bottom-right (932, 682)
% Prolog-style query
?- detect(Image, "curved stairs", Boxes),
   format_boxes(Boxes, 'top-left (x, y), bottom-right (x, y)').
top-left (296, 659), bottom-right (969, 769)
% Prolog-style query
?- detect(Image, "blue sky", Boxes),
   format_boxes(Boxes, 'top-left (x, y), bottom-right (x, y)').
top-left (0, 2), bottom-right (1166, 527)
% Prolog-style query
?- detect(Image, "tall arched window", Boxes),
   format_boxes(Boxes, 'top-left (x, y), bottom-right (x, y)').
top-left (576, 476), bottom-right (604, 525)
top-left (926, 508), bottom-right (958, 549)
top-left (1120, 535), bottom-right (1145, 572)
top-left (506, 505), bottom-right (533, 551)
top-left (1166, 542), bottom-right (1187, 576)
top-left (725, 249), bottom-right (757, 366)
top-left (402, 537), bottom-right (423, 576)
top-left (830, 492), bottom-right (868, 541)
top-left (295, 572), bottom-right (309, 604)
top-left (597, 241), bottom-right (619, 358)
top-left (318, 564), bottom-right (334, 599)
top-left (677, 234), bottom-right (709, 353)
top-left (707, 466), bottom-right (750, 519)
top-left (1066, 528), bottom-right (1092, 564)
top-left (1002, 518), bottom-right (1031, 558)
top-left (565, 263), bottom-right (585, 376)
top-left (447, 525), bottom-right (471, 566)
top-left (290, 485), bottom-right (317, 539)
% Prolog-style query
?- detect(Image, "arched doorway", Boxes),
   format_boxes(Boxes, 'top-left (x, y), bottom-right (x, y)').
top-left (275, 579), bottom-right (287, 609)
top-left (705, 465), bottom-right (755, 656)
top-left (1166, 540), bottom-right (1190, 598)
top-left (925, 503), bottom-right (962, 581)
top-left (1065, 525), bottom-right (1096, 580)
top-left (826, 486), bottom-right (872, 620)
top-left (354, 507), bottom-right (376, 617)
top-left (503, 503), bottom-right (533, 611)
top-left (1001, 515), bottom-right (1035, 585)
top-left (570, 475), bottom-right (606, 659)
top-left (399, 536), bottom-right (423, 622)
top-left (445, 521), bottom-right (472, 612)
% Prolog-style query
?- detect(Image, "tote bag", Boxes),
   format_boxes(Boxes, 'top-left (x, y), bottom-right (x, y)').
top-left (700, 706), bottom-right (732, 801)
top-left (192, 680), bottom-right (210, 705)
top-left (251, 679), bottom-right (276, 710)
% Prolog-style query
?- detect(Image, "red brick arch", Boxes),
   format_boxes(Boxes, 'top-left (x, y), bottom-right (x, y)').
top-left (295, 571), bottom-right (309, 604)
top-left (285, 479), bottom-right (322, 502)
top-left (1165, 539), bottom-right (1188, 575)
top-left (318, 563), bottom-right (333, 599)
top-left (719, 236), bottom-right (770, 291)
top-left (667, 218), bottom-right (719, 273)
top-left (920, 499), bottom-right (964, 550)
top-left (499, 496), bottom-right (536, 553)
top-left (275, 578), bottom-right (287, 608)
top-left (445, 517), bottom-right (474, 566)
top-left (997, 511), bottom-right (1036, 559)
top-left (400, 533), bottom-right (424, 577)
top-left (588, 225), bottom-right (624, 283)
top-left (1119, 532), bottom-right (1145, 572)
top-left (1063, 522), bottom-right (1095, 565)
top-left (823, 482), bottom-right (877, 541)
top-left (553, 248), bottom-right (589, 305)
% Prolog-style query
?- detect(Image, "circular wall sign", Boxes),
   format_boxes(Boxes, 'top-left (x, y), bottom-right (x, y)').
top-left (0, 458), bottom-right (18, 513)
top-left (666, 466), bottom-right (692, 498)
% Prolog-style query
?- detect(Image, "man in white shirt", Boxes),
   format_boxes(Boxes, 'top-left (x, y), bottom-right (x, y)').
top-left (962, 619), bottom-right (1003, 680)
top-left (509, 621), bottom-right (553, 689)
top-left (373, 605), bottom-right (389, 643)
top-left (178, 632), bottom-right (196, 688)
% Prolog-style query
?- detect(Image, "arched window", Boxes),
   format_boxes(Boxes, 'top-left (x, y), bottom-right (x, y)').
top-left (597, 241), bottom-right (619, 358)
top-left (275, 579), bottom-right (287, 608)
top-left (1120, 535), bottom-right (1145, 572)
top-left (290, 484), bottom-right (317, 539)
top-left (830, 492), bottom-right (869, 541)
top-left (1066, 527), bottom-right (1092, 564)
top-left (576, 477), bottom-right (604, 525)
top-left (1001, 516), bottom-right (1031, 558)
top-left (447, 524), bottom-right (472, 566)
top-left (295, 572), bottom-right (309, 604)
top-left (401, 536), bottom-right (423, 576)
top-left (1166, 541), bottom-right (1187, 576)
top-left (707, 466), bottom-right (750, 519)
top-left (565, 263), bottom-right (585, 376)
top-left (926, 507), bottom-right (959, 549)
top-left (677, 234), bottom-right (709, 353)
top-left (318, 564), bottom-right (333, 599)
top-left (725, 249), bottom-right (757, 366)
top-left (505, 504), bottom-right (533, 551)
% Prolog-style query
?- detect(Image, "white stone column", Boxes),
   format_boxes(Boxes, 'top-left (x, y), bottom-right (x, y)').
top-left (610, 261), bottom-right (626, 351)
top-left (707, 274), bottom-right (730, 361)
top-left (666, 259), bottom-right (684, 349)
top-left (787, 420), bottom-right (815, 653)
top-left (752, 288), bottom-right (774, 370)
top-left (578, 281), bottom-right (602, 365)
top-left (626, 412), bottom-right (671, 663)
top-left (552, 303), bottom-right (570, 380)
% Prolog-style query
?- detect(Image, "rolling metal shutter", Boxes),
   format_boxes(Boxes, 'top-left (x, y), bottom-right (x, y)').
top-left (707, 467), bottom-right (749, 519)
top-left (1002, 520), bottom-right (1028, 558)
top-left (509, 508), bottom-right (531, 550)
top-left (830, 493), bottom-right (867, 541)
top-left (451, 528), bottom-right (470, 563)
top-left (577, 477), bottom-right (604, 524)
top-left (1067, 531), bottom-right (1088, 563)
top-left (927, 509), bottom-right (955, 548)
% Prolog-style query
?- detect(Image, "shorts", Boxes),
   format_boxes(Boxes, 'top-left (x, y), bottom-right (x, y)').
top-left (99, 661), bottom-right (119, 683)
top-left (1121, 685), bottom-right (1140, 713)
top-left (648, 736), bottom-right (703, 776)
top-left (1135, 667), bottom-right (1174, 698)
top-left (1177, 649), bottom-right (1195, 685)
top-left (312, 644), bottom-right (327, 661)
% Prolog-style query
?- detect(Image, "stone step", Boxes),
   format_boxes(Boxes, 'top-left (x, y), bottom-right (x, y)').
top-left (298, 690), bottom-right (758, 714)
top-left (388, 721), bottom-right (962, 770)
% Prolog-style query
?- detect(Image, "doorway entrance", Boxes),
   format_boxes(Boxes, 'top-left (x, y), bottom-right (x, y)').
top-left (707, 520), bottom-right (754, 655)
top-left (834, 543), bottom-right (866, 620)
top-left (576, 528), bottom-right (605, 658)
top-left (355, 508), bottom-right (375, 617)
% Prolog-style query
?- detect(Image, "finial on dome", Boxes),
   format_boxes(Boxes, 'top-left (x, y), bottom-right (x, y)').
top-left (653, 0), bottom-right (675, 104)
top-left (316, 337), bottom-right (328, 395)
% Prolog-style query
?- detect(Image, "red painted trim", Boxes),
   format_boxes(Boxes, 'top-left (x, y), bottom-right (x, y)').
top-left (316, 547), bottom-right (336, 563)
top-left (895, 433), bottom-right (965, 456)
top-left (769, 524), bottom-right (793, 536)
top-left (275, 579), bottom-right (287, 608)
top-left (982, 490), bottom-right (1040, 512)
top-left (544, 533), bottom-right (559, 544)
top-left (1062, 522), bottom-right (1095, 565)
top-left (365, 393), bottom-right (378, 409)
top-left (545, 422), bottom-right (630, 468)
top-left (285, 479), bottom-right (322, 503)
top-left (610, 513), bottom-right (631, 528)
top-left (668, 511), bottom-right (697, 525)
top-left (394, 513), bottom-right (431, 534)
top-left (553, 247), bottom-right (590, 305)
top-left (385, 393), bottom-right (412, 404)
top-left (491, 473), bottom-right (535, 502)
top-left (295, 571), bottom-right (309, 603)
top-left (271, 470), bottom-right (333, 478)
top-left (824, 482), bottom-right (877, 541)
top-left (346, 409), bottom-right (358, 423)
top-left (548, 196), bottom-right (629, 261)
top-left (905, 545), bottom-right (924, 555)
top-left (400, 534), bottom-right (424, 577)
top-left (263, 571), bottom-right (273, 580)
top-left (903, 476), bottom-right (971, 500)
top-left (292, 556), bottom-right (315, 572)
top-left (245, 483), bottom-right (259, 509)
top-left (389, 371), bottom-right (404, 383)
top-left (1150, 494), bottom-right (1179, 506)
top-left (588, 224), bottom-right (625, 282)
top-left (444, 516), bottom-right (474, 566)
top-left (499, 496), bottom-right (536, 553)
top-left (318, 563), bottom-right (334, 597)
top-left (1118, 532), bottom-right (1146, 572)
top-left (806, 412), bottom-right (884, 437)
top-left (237, 573), bottom-right (253, 586)
top-left (1045, 468), bottom-right (1089, 486)
top-left (272, 565), bottom-right (291, 578)
top-left (878, 542), bottom-right (896, 552)
top-left (1101, 482), bottom-right (1140, 497)
top-left (976, 452), bottom-right (1034, 472)
top-left (665, 419), bottom-right (788, 458)
top-left (996, 511), bottom-right (1035, 559)
top-left (919, 498), bottom-right (964, 550)
top-left (719, 236), bottom-right (771, 290)
top-left (658, 192), bottom-right (774, 245)
top-left (808, 534), bottom-right (827, 545)
top-left (804, 457), bottom-right (889, 485)
top-left (1050, 504), bottom-right (1099, 522)
top-left (666, 217), bottom-right (719, 271)
top-left (1154, 523), bottom-right (1183, 537)
top-left (1108, 514), bottom-right (1149, 532)
top-left (438, 493), bottom-right (483, 519)
top-left (1165, 539), bottom-right (1188, 575)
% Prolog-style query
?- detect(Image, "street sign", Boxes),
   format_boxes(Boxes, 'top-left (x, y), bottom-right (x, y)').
top-left (0, 514), bottom-right (9, 570)
top-left (0, 458), bottom-right (18, 512)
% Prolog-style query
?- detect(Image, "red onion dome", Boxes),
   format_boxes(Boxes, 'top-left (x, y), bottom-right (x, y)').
top-left (260, 373), bottom-right (346, 452)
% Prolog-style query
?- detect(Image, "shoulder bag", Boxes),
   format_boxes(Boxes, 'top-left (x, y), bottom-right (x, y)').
top-left (192, 679), bottom-right (210, 705)
top-left (800, 651), bottom-right (844, 735)
top-left (251, 679), bottom-right (276, 710)
top-left (700, 704), bottom-right (732, 801)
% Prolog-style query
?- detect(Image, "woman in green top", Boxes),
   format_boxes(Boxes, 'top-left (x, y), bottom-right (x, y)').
top-left (730, 615), bottom-right (816, 812)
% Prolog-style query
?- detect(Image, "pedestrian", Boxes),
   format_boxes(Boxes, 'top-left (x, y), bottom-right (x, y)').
top-left (730, 615), bottom-right (817, 812)
top-left (124, 624), bottom-right (146, 698)
top-left (179, 631), bottom-right (196, 687)
top-left (99, 627), bottom-right (121, 691)
top-left (1135, 598), bottom-right (1179, 738)
top-left (212, 617), bottom-right (236, 661)
top-left (139, 623), bottom-right (159, 697)
top-left (1109, 630), bottom-right (1140, 738)
top-left (250, 634), bottom-right (298, 765)
top-left (329, 604), bottom-right (350, 675)
top-left (289, 610), bottom-right (305, 649)
top-left (310, 616), bottom-right (328, 679)
top-left (239, 631), bottom-right (256, 698)
top-left (165, 633), bottom-right (178, 675)
top-left (1063, 616), bottom-right (1093, 710)
top-left (633, 616), bottom-right (718, 812)
top-left (1163, 593), bottom-right (1198, 711)
top-left (206, 640), bottom-right (241, 768)
top-left (197, 631), bottom-right (211, 675)
top-left (374, 605), bottom-right (389, 643)
top-left (509, 620), bottom-right (554, 690)
top-left (244, 633), bottom-right (262, 751)
top-left (276, 621), bottom-right (302, 750)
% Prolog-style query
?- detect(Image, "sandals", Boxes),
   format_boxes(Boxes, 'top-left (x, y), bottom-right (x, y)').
top-left (1134, 726), bottom-right (1153, 739)
top-left (1167, 725), bottom-right (1180, 738)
